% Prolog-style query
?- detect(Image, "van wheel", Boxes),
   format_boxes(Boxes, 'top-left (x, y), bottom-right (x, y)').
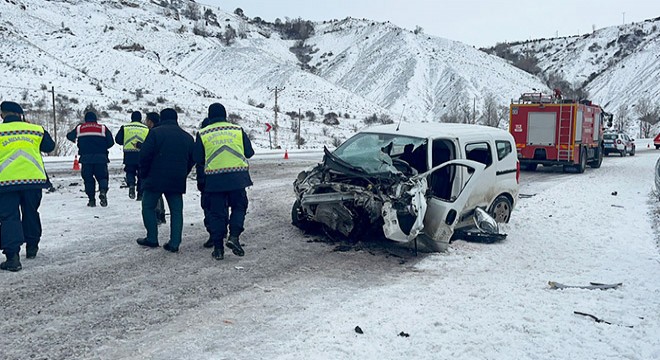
top-left (620, 147), bottom-right (626, 157)
top-left (488, 195), bottom-right (512, 224)
top-left (655, 145), bottom-right (659, 150)
top-left (291, 200), bottom-right (313, 231)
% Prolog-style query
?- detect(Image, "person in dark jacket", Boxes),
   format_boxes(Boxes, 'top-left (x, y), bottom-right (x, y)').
top-left (193, 103), bottom-right (254, 260)
top-left (143, 112), bottom-right (166, 225)
top-left (66, 111), bottom-right (114, 207)
top-left (136, 108), bottom-right (194, 252)
top-left (0, 101), bottom-right (55, 271)
top-left (115, 111), bottom-right (149, 200)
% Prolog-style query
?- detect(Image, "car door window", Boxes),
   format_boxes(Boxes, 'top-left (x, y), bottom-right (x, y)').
top-left (465, 142), bottom-right (493, 167)
top-left (495, 140), bottom-right (512, 160)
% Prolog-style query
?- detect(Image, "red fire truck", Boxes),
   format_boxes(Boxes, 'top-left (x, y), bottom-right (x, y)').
top-left (509, 91), bottom-right (612, 173)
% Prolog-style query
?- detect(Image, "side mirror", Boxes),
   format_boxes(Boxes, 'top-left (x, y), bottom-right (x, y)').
top-left (473, 208), bottom-right (499, 234)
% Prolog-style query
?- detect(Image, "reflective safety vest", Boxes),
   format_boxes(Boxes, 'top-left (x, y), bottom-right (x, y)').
top-left (0, 122), bottom-right (47, 188)
top-left (199, 122), bottom-right (248, 175)
top-left (122, 122), bottom-right (149, 152)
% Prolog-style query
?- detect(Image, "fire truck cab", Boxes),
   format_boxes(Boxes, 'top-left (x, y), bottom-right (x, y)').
top-left (509, 91), bottom-right (611, 173)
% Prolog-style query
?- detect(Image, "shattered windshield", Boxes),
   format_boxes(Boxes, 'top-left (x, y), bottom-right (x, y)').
top-left (333, 133), bottom-right (425, 175)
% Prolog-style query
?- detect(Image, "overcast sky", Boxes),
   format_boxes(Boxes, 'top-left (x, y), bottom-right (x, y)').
top-left (198, 0), bottom-right (660, 47)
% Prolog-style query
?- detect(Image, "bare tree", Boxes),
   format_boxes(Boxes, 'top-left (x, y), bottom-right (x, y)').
top-left (440, 103), bottom-right (460, 123)
top-left (480, 93), bottom-right (500, 127)
top-left (615, 104), bottom-right (632, 132)
top-left (634, 97), bottom-right (660, 138)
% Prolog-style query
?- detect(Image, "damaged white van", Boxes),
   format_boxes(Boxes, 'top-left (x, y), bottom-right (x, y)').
top-left (292, 123), bottom-right (520, 251)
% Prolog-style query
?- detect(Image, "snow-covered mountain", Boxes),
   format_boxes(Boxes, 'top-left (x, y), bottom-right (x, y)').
top-left (0, 0), bottom-right (548, 151)
top-left (484, 17), bottom-right (660, 117)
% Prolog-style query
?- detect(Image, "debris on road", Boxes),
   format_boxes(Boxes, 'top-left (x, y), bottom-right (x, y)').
top-left (548, 281), bottom-right (622, 290)
top-left (574, 311), bottom-right (633, 328)
top-left (398, 331), bottom-right (410, 337)
top-left (354, 326), bottom-right (363, 334)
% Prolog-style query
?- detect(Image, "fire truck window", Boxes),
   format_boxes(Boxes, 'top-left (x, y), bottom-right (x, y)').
top-left (496, 141), bottom-right (512, 160)
top-left (465, 142), bottom-right (493, 167)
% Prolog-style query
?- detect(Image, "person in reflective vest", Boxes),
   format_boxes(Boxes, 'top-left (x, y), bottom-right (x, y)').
top-left (0, 101), bottom-right (55, 272)
top-left (66, 111), bottom-right (114, 207)
top-left (193, 103), bottom-right (254, 261)
top-left (115, 111), bottom-right (149, 200)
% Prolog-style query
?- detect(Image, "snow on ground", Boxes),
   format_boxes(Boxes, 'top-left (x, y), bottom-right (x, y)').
top-left (1, 145), bottom-right (659, 360)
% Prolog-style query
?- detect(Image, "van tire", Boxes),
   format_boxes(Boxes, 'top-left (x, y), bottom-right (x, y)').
top-left (291, 200), bottom-right (313, 232)
top-left (488, 195), bottom-right (512, 224)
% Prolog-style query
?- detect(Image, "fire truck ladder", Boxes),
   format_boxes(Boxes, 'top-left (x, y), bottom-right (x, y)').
top-left (557, 104), bottom-right (574, 162)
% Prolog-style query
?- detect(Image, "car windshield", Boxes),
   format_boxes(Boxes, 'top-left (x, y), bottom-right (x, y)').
top-left (603, 133), bottom-right (618, 140)
top-left (333, 132), bottom-right (425, 174)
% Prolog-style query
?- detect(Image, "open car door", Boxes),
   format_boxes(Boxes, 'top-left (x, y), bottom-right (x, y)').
top-left (420, 159), bottom-right (486, 248)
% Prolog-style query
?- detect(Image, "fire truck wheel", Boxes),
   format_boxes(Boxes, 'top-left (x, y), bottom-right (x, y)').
top-left (488, 195), bottom-right (512, 224)
top-left (577, 148), bottom-right (587, 173)
top-left (588, 147), bottom-right (603, 168)
top-left (523, 163), bottom-right (537, 171)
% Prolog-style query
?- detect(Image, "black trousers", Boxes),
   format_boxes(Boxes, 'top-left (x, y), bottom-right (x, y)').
top-left (81, 163), bottom-right (109, 199)
top-left (203, 189), bottom-right (248, 247)
top-left (0, 190), bottom-right (43, 256)
top-left (124, 164), bottom-right (143, 195)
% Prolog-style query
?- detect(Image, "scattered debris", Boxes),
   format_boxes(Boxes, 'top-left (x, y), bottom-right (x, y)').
top-left (234, 266), bottom-right (244, 270)
top-left (611, 204), bottom-right (624, 208)
top-left (574, 311), bottom-right (633, 328)
top-left (519, 193), bottom-right (536, 199)
top-left (398, 331), bottom-right (410, 337)
top-left (68, 182), bottom-right (79, 186)
top-left (333, 245), bottom-right (353, 252)
top-left (223, 319), bottom-right (234, 325)
top-left (548, 281), bottom-right (622, 290)
top-left (354, 326), bottom-right (363, 334)
top-left (611, 191), bottom-right (618, 196)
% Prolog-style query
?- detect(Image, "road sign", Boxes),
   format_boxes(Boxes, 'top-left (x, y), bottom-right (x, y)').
top-left (265, 122), bottom-right (272, 132)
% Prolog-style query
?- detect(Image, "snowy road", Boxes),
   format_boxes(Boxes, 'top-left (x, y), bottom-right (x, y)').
top-left (2, 147), bottom-right (659, 360)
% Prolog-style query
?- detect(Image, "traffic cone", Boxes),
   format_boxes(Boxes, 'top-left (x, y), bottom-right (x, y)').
top-left (284, 149), bottom-right (289, 160)
top-left (72, 155), bottom-right (80, 171)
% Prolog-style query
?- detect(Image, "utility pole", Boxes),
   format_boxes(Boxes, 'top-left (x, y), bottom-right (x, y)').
top-left (267, 86), bottom-right (285, 148)
top-left (50, 86), bottom-right (58, 153)
top-left (297, 108), bottom-right (301, 149)
top-left (622, 12), bottom-right (625, 25)
top-left (473, 98), bottom-right (476, 124)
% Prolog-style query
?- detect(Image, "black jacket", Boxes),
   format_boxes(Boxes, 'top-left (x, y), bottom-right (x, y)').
top-left (139, 119), bottom-right (194, 194)
top-left (0, 115), bottom-right (56, 193)
top-left (115, 120), bottom-right (145, 165)
top-left (66, 120), bottom-right (114, 164)
top-left (193, 117), bottom-right (254, 193)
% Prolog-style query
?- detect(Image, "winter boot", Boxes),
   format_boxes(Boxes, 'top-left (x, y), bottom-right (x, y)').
top-left (87, 198), bottom-right (96, 207)
top-left (203, 236), bottom-right (214, 248)
top-left (128, 186), bottom-right (136, 199)
top-left (136, 238), bottom-right (159, 248)
top-left (212, 246), bottom-right (224, 260)
top-left (226, 236), bottom-right (244, 257)
top-left (26, 245), bottom-right (39, 259)
top-left (163, 242), bottom-right (179, 253)
top-left (99, 190), bottom-right (108, 207)
top-left (0, 253), bottom-right (22, 272)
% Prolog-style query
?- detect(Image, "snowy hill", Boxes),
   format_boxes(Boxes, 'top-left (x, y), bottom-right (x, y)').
top-left (483, 17), bottom-right (660, 130)
top-left (0, 0), bottom-right (548, 152)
